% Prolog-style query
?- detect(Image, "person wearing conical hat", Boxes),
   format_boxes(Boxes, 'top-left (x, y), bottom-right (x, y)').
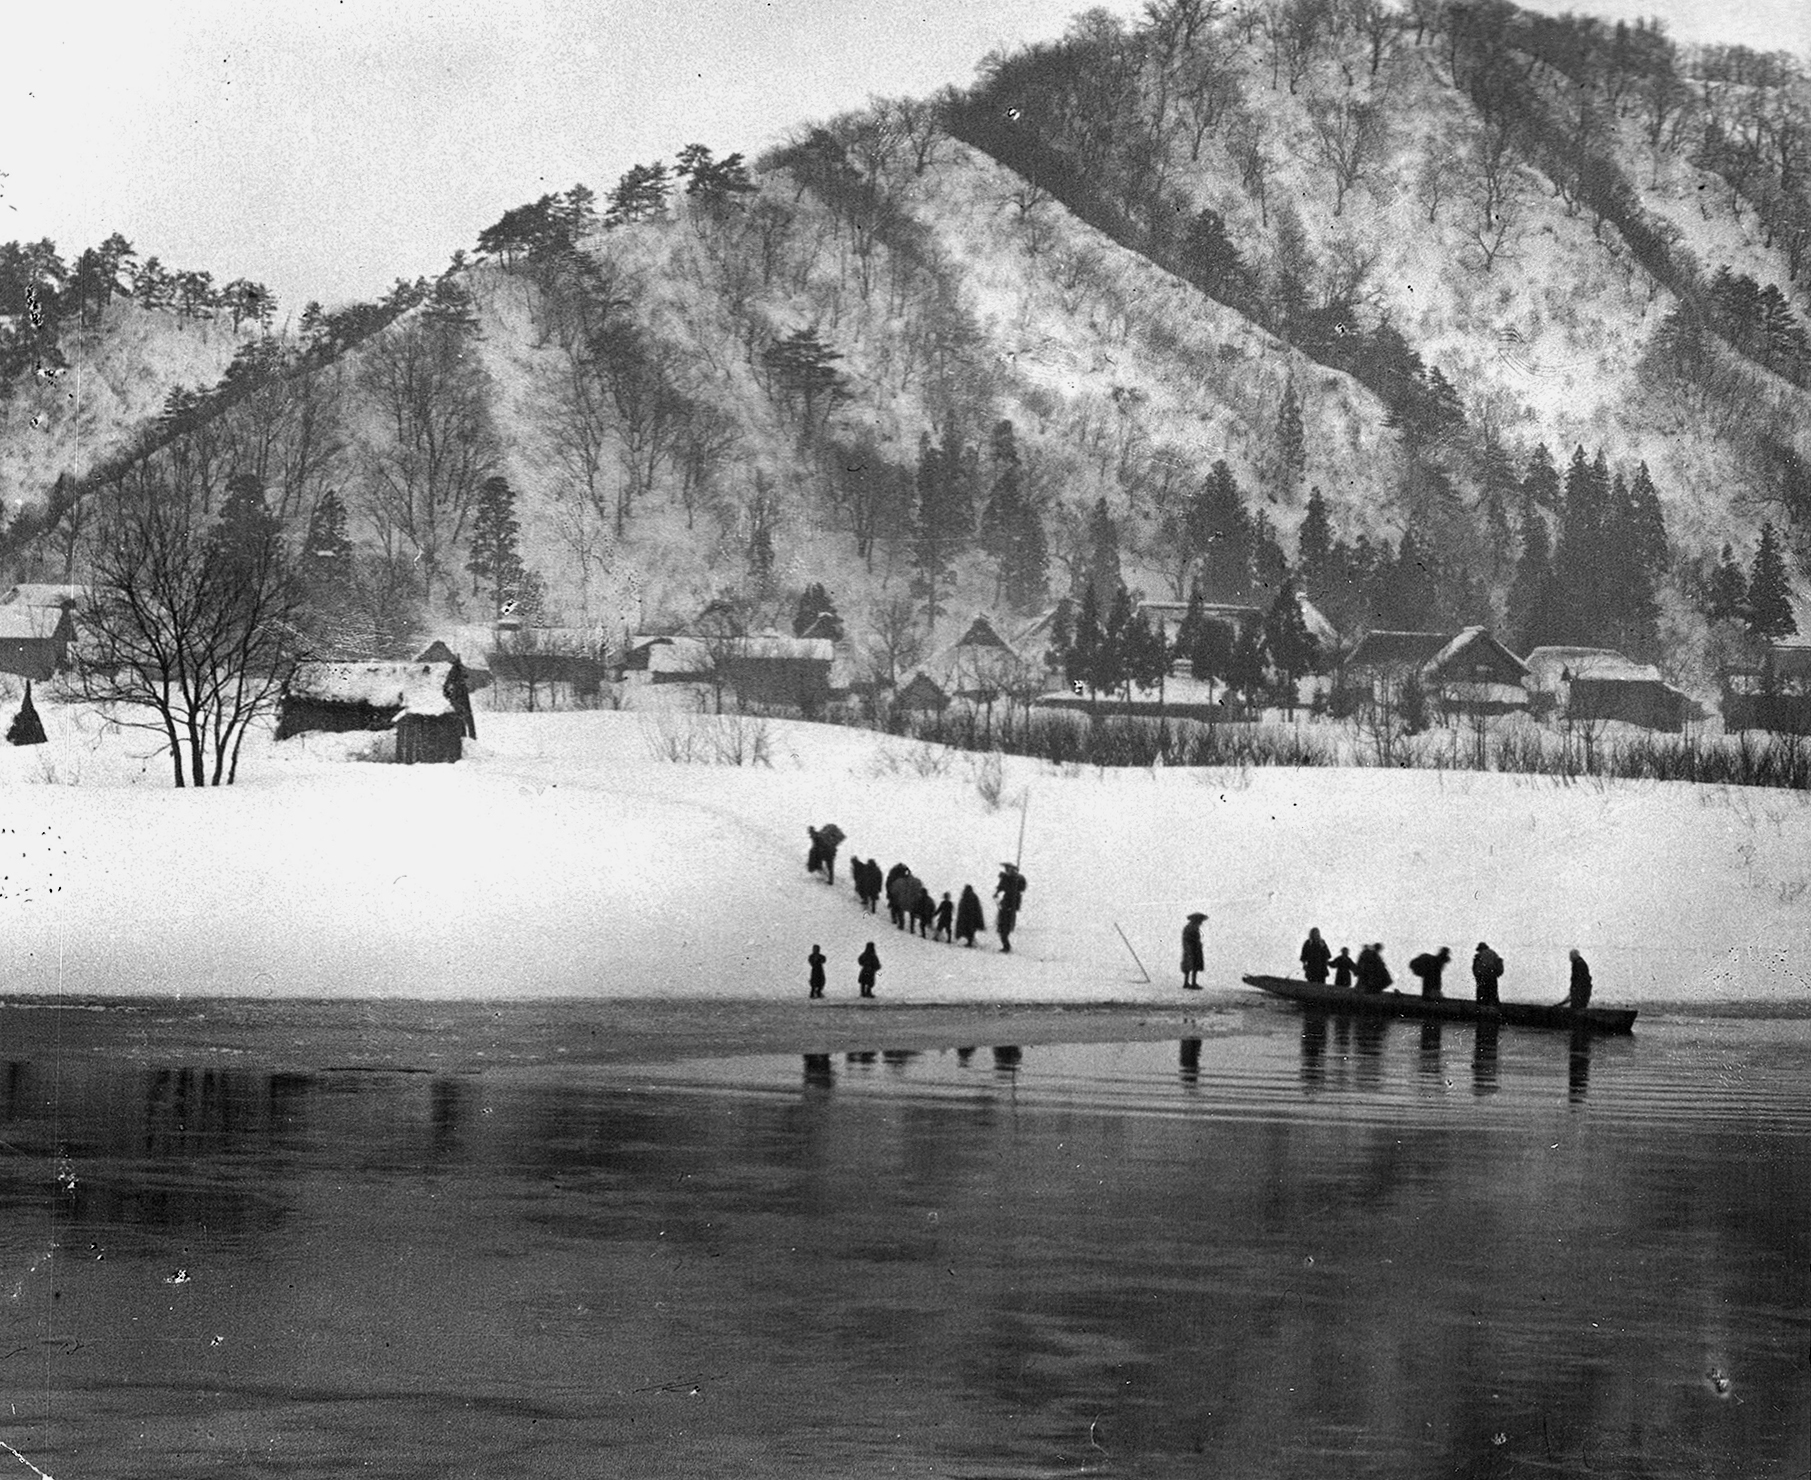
top-left (1181, 912), bottom-right (1207, 990)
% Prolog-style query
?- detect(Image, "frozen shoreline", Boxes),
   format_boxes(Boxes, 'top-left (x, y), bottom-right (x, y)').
top-left (3, 706), bottom-right (1807, 1010)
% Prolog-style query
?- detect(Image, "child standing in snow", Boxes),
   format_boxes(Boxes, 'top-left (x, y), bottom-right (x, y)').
top-left (933, 893), bottom-right (954, 942)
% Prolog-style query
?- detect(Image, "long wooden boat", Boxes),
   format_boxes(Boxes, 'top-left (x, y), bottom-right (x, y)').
top-left (1242, 974), bottom-right (1637, 1035)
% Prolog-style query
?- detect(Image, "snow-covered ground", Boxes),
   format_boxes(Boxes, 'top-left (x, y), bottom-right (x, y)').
top-left (0, 703), bottom-right (1806, 1006)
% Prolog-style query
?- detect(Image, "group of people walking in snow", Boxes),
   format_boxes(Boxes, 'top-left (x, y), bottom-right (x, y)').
top-left (806, 823), bottom-right (1030, 999)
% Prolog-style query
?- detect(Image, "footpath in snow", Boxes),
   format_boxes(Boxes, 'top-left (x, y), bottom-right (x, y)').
top-left (0, 707), bottom-right (1805, 1008)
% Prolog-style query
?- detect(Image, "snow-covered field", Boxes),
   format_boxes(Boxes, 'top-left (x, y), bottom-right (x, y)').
top-left (0, 704), bottom-right (1806, 1007)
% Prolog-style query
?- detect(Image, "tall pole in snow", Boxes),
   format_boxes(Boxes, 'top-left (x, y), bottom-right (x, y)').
top-left (1015, 788), bottom-right (1030, 869)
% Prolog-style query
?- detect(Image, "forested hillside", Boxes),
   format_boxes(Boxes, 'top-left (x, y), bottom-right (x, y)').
top-left (3, 0), bottom-right (1810, 698)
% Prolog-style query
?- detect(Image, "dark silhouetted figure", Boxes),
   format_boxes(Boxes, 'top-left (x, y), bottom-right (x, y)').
top-left (1330, 947), bottom-right (1356, 989)
top-left (1409, 946), bottom-right (1451, 998)
top-left (857, 942), bottom-right (881, 998)
top-left (1355, 943), bottom-right (1393, 995)
top-left (955, 886), bottom-right (985, 946)
top-left (911, 887), bottom-right (935, 937)
top-left (852, 858), bottom-right (880, 913)
top-left (1299, 927), bottom-right (1331, 984)
top-left (933, 893), bottom-right (954, 942)
top-left (995, 862), bottom-right (1027, 915)
top-left (1471, 941), bottom-right (1504, 1005)
top-left (1561, 948), bottom-right (1593, 1011)
top-left (806, 824), bottom-right (845, 884)
top-left (886, 866), bottom-right (915, 929)
top-left (1181, 912), bottom-right (1206, 989)
top-left (807, 944), bottom-right (827, 999)
top-left (997, 903), bottom-right (1018, 953)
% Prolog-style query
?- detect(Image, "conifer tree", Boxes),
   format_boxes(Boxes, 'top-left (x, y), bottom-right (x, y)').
top-left (1276, 374), bottom-right (1306, 489)
top-left (467, 475), bottom-right (523, 617)
top-left (6, 682), bottom-right (46, 747)
top-left (1706, 542), bottom-right (1748, 622)
top-left (299, 490), bottom-right (355, 598)
top-left (1506, 508), bottom-right (1554, 653)
top-left (1549, 445), bottom-right (1610, 644)
top-left (1521, 442), bottom-right (1561, 518)
top-left (911, 426), bottom-right (974, 629)
top-left (1747, 522), bottom-right (1798, 640)
top-left (980, 420), bottom-right (1047, 611)
top-left (1196, 461), bottom-right (1251, 600)
top-left (1081, 497), bottom-right (1123, 611)
top-left (1263, 578), bottom-right (1319, 701)
top-left (1296, 487), bottom-right (1333, 590)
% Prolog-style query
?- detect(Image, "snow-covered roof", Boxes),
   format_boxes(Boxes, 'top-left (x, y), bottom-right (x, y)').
top-left (638, 632), bottom-right (834, 674)
top-left (2, 584), bottom-right (86, 610)
top-left (1523, 647), bottom-right (1662, 689)
top-left (1426, 627), bottom-right (1530, 680)
top-left (287, 662), bottom-right (455, 718)
top-left (1348, 630), bottom-right (1453, 669)
top-left (0, 605), bottom-right (72, 641)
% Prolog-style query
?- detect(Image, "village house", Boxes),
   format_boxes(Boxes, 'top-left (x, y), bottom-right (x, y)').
top-left (625, 632), bottom-right (835, 712)
top-left (276, 658), bottom-right (477, 763)
top-left (0, 591), bottom-right (79, 682)
top-left (1723, 640), bottom-right (1811, 735)
top-left (1523, 647), bottom-right (1699, 732)
top-left (1345, 627), bottom-right (1530, 715)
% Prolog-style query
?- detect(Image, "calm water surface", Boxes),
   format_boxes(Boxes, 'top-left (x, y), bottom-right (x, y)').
top-left (0, 1012), bottom-right (1807, 1479)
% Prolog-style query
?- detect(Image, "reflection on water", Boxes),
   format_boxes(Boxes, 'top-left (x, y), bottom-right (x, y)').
top-left (0, 1019), bottom-right (1807, 1480)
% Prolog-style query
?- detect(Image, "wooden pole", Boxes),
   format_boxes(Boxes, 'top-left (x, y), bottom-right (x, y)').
top-left (1015, 788), bottom-right (1030, 868)
top-left (1114, 923), bottom-right (1152, 984)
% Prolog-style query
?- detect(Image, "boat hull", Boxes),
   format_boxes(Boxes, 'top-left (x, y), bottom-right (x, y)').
top-left (1242, 974), bottom-right (1637, 1035)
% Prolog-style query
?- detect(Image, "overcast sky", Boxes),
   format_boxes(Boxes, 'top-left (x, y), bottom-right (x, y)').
top-left (3, 0), bottom-right (1804, 319)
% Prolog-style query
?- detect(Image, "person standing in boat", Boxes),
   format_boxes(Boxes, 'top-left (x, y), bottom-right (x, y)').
top-left (807, 944), bottom-right (827, 999)
top-left (857, 942), bottom-right (882, 998)
top-left (1471, 942), bottom-right (1504, 1005)
top-left (1299, 928), bottom-right (1332, 985)
top-left (1558, 948), bottom-right (1592, 1011)
top-left (1330, 945), bottom-right (1356, 989)
top-left (1181, 912), bottom-right (1207, 990)
top-left (1356, 943), bottom-right (1393, 994)
top-left (1409, 946), bottom-right (1451, 998)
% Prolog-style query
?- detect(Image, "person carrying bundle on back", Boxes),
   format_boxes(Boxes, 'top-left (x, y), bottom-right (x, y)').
top-left (1355, 943), bottom-right (1392, 994)
top-left (1409, 946), bottom-right (1451, 999)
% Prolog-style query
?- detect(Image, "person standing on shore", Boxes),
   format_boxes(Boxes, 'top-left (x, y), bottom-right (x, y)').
top-left (857, 942), bottom-right (881, 998)
top-left (1181, 912), bottom-right (1207, 990)
top-left (807, 945), bottom-right (827, 999)
top-left (1299, 928), bottom-right (1331, 985)
top-left (1330, 946), bottom-right (1356, 989)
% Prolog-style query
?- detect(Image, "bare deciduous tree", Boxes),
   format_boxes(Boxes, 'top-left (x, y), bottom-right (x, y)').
top-left (82, 470), bottom-right (301, 787)
top-left (359, 313), bottom-right (500, 604)
top-left (1304, 92), bottom-right (1388, 216)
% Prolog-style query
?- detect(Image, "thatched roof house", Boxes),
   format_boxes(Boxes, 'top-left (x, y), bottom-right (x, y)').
top-left (1347, 627), bottom-right (1530, 712)
top-left (1524, 646), bottom-right (1698, 731)
top-left (629, 632), bottom-right (835, 711)
top-left (277, 660), bottom-right (476, 763)
top-left (0, 602), bottom-right (76, 682)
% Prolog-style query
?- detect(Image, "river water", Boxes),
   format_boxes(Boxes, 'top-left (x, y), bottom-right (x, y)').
top-left (0, 1009), bottom-right (1806, 1478)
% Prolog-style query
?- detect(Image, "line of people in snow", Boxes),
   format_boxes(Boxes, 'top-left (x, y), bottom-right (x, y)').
top-left (806, 823), bottom-right (1031, 998)
top-left (1294, 928), bottom-right (1594, 1010)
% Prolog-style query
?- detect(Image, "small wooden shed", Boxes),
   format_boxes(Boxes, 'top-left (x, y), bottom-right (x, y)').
top-left (277, 660), bottom-right (476, 763)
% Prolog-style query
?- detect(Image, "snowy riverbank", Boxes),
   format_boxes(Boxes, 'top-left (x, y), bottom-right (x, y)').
top-left (0, 706), bottom-right (1805, 1006)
